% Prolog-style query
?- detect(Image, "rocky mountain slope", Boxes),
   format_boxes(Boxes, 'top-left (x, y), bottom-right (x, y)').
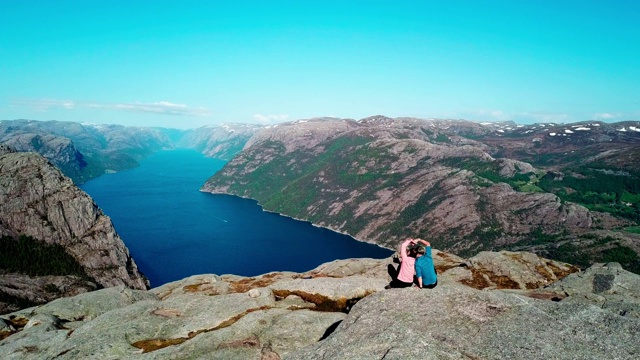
top-left (1, 250), bottom-right (638, 359)
top-left (175, 123), bottom-right (264, 160)
top-left (0, 144), bottom-right (149, 313)
top-left (203, 117), bottom-right (640, 273)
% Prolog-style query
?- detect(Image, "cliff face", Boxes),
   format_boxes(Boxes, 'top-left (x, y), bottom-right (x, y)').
top-left (0, 144), bottom-right (148, 312)
top-left (203, 117), bottom-right (640, 271)
top-left (1, 250), bottom-right (637, 359)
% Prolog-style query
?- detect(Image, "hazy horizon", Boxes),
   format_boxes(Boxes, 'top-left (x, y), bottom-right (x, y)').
top-left (2, 1), bottom-right (638, 129)
top-left (2, 114), bottom-right (639, 132)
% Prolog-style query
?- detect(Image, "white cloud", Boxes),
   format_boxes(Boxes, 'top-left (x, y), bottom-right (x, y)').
top-left (107, 101), bottom-right (211, 116)
top-left (11, 98), bottom-right (211, 116)
top-left (11, 98), bottom-right (76, 112)
top-left (253, 113), bottom-right (289, 124)
top-left (594, 112), bottom-right (618, 120)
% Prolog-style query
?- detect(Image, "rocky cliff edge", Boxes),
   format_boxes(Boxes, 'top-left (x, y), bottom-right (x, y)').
top-left (0, 144), bottom-right (149, 312)
top-left (1, 250), bottom-right (638, 359)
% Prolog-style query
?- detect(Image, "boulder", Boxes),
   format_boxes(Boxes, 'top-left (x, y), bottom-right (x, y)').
top-left (459, 251), bottom-right (580, 290)
top-left (545, 262), bottom-right (640, 318)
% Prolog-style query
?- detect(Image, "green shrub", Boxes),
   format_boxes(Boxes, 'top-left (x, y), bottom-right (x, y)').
top-left (0, 235), bottom-right (90, 279)
top-left (434, 134), bottom-right (451, 143)
top-left (537, 167), bottom-right (640, 221)
top-left (44, 283), bottom-right (61, 294)
top-left (599, 245), bottom-right (638, 265)
top-left (545, 243), bottom-right (592, 268)
top-left (625, 226), bottom-right (640, 234)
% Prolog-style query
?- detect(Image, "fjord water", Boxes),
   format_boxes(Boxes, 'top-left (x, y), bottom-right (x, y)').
top-left (80, 149), bottom-right (392, 287)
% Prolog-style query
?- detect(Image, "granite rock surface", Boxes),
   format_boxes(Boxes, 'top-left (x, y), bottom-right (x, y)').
top-left (3, 251), bottom-right (635, 359)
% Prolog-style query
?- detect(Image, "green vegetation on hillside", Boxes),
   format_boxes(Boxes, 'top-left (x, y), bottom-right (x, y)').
top-left (0, 235), bottom-right (90, 278)
top-left (434, 134), bottom-right (451, 143)
top-left (439, 157), bottom-right (539, 192)
top-left (213, 140), bottom-right (289, 199)
top-left (457, 195), bottom-right (502, 255)
top-left (544, 243), bottom-right (592, 268)
top-left (506, 231), bottom-right (640, 275)
top-left (213, 136), bottom-right (440, 241)
top-left (528, 151), bottom-right (588, 167)
top-left (441, 157), bottom-right (640, 222)
top-left (286, 139), bottom-right (404, 225)
top-left (508, 228), bottom-right (567, 248)
top-left (214, 137), bottom-right (389, 231)
top-left (625, 226), bottom-right (640, 234)
top-left (538, 167), bottom-right (640, 221)
top-left (548, 242), bottom-right (640, 274)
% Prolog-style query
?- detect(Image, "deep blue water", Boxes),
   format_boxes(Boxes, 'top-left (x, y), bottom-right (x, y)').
top-left (80, 149), bottom-right (392, 287)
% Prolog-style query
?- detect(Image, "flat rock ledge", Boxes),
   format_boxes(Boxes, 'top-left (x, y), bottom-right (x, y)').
top-left (1, 252), bottom-right (638, 359)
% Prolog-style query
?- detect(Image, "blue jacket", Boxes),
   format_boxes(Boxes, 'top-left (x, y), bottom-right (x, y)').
top-left (415, 246), bottom-right (437, 286)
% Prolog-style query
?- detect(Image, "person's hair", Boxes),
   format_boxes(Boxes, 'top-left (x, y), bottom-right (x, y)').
top-left (415, 246), bottom-right (426, 255)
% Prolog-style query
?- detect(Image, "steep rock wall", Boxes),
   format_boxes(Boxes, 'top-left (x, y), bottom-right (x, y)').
top-left (0, 145), bottom-right (148, 296)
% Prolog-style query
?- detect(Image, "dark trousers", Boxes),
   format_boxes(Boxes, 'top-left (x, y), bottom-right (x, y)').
top-left (387, 264), bottom-right (413, 288)
top-left (421, 280), bottom-right (438, 289)
top-left (389, 278), bottom-right (413, 288)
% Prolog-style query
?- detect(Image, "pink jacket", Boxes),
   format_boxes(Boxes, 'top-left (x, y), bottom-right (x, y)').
top-left (397, 239), bottom-right (415, 283)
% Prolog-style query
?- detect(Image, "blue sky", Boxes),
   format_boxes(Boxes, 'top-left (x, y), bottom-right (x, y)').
top-left (1, 1), bottom-right (639, 129)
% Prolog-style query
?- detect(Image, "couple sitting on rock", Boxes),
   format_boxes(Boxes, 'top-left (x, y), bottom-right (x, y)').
top-left (386, 238), bottom-right (438, 289)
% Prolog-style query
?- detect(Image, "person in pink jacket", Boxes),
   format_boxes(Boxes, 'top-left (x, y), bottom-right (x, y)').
top-left (386, 238), bottom-right (418, 288)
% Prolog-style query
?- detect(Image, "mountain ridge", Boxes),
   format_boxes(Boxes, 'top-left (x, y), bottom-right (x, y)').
top-left (202, 116), bottom-right (640, 273)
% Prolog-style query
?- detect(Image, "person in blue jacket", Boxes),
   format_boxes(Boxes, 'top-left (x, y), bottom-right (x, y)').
top-left (413, 238), bottom-right (437, 289)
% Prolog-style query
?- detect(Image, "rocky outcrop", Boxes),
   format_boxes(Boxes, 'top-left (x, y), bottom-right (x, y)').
top-left (1, 251), bottom-right (636, 359)
top-left (288, 263), bottom-right (639, 359)
top-left (0, 145), bottom-right (148, 312)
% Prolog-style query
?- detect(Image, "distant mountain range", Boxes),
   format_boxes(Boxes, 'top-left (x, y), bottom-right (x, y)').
top-left (202, 116), bottom-right (640, 274)
top-left (0, 119), bottom-right (172, 183)
top-left (0, 120), bottom-right (262, 184)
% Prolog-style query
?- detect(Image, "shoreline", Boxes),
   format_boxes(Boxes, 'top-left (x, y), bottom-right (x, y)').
top-left (200, 188), bottom-right (394, 252)
top-left (87, 149), bottom-right (393, 253)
